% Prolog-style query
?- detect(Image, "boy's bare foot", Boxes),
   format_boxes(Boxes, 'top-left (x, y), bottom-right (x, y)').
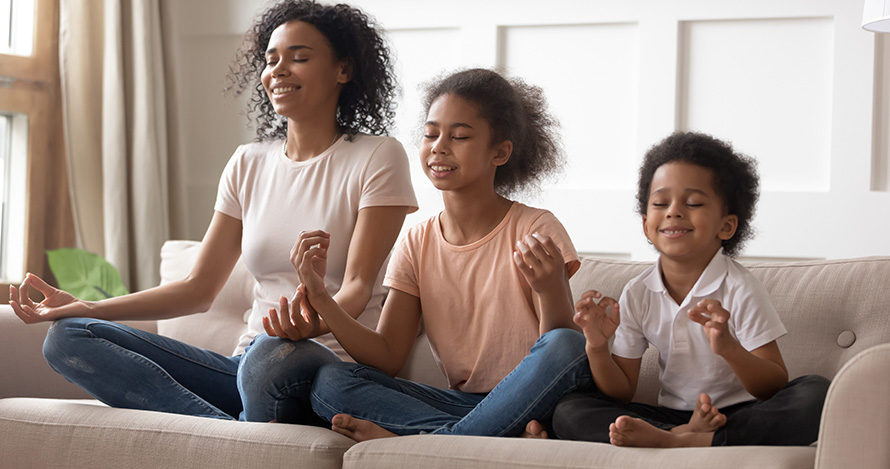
top-left (519, 420), bottom-right (548, 439)
top-left (671, 393), bottom-right (727, 434)
top-left (331, 414), bottom-right (397, 442)
top-left (609, 415), bottom-right (713, 448)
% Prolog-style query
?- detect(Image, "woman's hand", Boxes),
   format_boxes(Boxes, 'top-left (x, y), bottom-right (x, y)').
top-left (291, 230), bottom-right (330, 285)
top-left (8, 273), bottom-right (85, 324)
top-left (574, 290), bottom-right (620, 352)
top-left (262, 286), bottom-right (323, 340)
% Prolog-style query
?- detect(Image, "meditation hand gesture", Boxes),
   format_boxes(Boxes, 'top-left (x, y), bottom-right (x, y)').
top-left (573, 290), bottom-right (620, 352)
top-left (262, 285), bottom-right (323, 341)
top-left (687, 299), bottom-right (738, 356)
top-left (291, 230), bottom-right (331, 287)
top-left (9, 273), bottom-right (84, 324)
top-left (513, 233), bottom-right (567, 293)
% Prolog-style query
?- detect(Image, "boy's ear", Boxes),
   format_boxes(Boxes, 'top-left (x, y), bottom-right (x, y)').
top-left (717, 214), bottom-right (738, 241)
top-left (337, 58), bottom-right (354, 84)
top-left (491, 140), bottom-right (512, 167)
top-left (642, 215), bottom-right (653, 242)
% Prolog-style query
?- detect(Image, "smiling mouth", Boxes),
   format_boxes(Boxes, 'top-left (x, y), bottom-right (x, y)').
top-left (429, 164), bottom-right (456, 173)
top-left (272, 86), bottom-right (299, 95)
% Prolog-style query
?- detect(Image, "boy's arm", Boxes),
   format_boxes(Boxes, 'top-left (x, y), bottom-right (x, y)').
top-left (513, 233), bottom-right (578, 334)
top-left (689, 300), bottom-right (788, 400)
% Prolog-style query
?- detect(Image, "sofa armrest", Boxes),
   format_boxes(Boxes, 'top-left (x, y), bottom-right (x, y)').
top-left (0, 306), bottom-right (158, 399)
top-left (816, 343), bottom-right (890, 469)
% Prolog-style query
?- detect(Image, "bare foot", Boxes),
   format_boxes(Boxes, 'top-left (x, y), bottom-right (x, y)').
top-left (519, 420), bottom-right (548, 439)
top-left (609, 416), bottom-right (713, 448)
top-left (331, 414), bottom-right (397, 442)
top-left (671, 393), bottom-right (727, 434)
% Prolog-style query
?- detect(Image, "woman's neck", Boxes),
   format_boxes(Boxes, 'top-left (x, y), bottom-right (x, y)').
top-left (439, 191), bottom-right (513, 246)
top-left (284, 117), bottom-right (341, 162)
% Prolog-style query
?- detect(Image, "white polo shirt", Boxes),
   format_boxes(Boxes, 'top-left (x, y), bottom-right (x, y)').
top-left (612, 250), bottom-right (786, 410)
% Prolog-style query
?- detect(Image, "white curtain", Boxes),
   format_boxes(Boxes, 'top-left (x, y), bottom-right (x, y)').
top-left (59, 0), bottom-right (169, 291)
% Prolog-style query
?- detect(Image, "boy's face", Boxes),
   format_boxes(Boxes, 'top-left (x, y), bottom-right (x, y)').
top-left (642, 162), bottom-right (738, 266)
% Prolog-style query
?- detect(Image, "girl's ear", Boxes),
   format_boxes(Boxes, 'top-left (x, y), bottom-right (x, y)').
top-left (718, 214), bottom-right (738, 241)
top-left (337, 58), bottom-right (354, 84)
top-left (491, 140), bottom-right (512, 167)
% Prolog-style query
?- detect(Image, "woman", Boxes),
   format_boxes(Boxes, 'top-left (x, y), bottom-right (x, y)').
top-left (9, 0), bottom-right (416, 424)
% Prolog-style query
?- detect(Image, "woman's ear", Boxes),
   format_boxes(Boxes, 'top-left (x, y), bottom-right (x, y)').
top-left (337, 58), bottom-right (354, 84)
top-left (491, 140), bottom-right (513, 167)
top-left (718, 214), bottom-right (738, 241)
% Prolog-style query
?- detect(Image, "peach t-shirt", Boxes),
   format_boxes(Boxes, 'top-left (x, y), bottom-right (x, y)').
top-left (384, 202), bottom-right (580, 393)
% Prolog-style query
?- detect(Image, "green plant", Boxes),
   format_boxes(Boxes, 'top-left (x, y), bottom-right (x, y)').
top-left (46, 248), bottom-right (129, 300)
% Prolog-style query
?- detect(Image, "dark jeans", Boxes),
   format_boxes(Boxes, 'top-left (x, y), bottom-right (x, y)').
top-left (552, 375), bottom-right (830, 446)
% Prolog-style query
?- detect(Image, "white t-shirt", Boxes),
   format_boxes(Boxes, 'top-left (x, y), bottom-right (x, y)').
top-left (214, 134), bottom-right (418, 358)
top-left (612, 250), bottom-right (786, 410)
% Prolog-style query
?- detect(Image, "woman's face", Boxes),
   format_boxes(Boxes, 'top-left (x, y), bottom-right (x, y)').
top-left (261, 20), bottom-right (351, 122)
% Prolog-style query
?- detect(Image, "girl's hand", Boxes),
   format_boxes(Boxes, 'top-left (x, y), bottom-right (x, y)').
top-left (513, 233), bottom-right (566, 293)
top-left (291, 230), bottom-right (331, 284)
top-left (573, 290), bottom-right (620, 352)
top-left (8, 273), bottom-right (83, 324)
top-left (688, 299), bottom-right (739, 357)
top-left (296, 241), bottom-right (329, 299)
top-left (262, 286), bottom-right (322, 340)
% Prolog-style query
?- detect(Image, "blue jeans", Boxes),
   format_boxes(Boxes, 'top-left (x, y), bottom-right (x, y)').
top-left (42, 318), bottom-right (340, 422)
top-left (310, 328), bottom-right (591, 436)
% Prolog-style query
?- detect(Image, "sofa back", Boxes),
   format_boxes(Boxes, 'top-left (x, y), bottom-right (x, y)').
top-left (156, 241), bottom-right (890, 405)
top-left (569, 256), bottom-right (890, 405)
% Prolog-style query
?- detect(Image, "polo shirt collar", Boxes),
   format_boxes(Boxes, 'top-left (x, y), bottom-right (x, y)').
top-left (643, 249), bottom-right (730, 300)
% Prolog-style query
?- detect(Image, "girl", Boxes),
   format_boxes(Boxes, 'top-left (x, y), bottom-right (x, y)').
top-left (286, 68), bottom-right (592, 440)
top-left (9, 0), bottom-right (416, 424)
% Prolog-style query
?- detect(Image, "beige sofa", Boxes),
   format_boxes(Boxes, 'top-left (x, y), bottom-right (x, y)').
top-left (1, 240), bottom-right (889, 468)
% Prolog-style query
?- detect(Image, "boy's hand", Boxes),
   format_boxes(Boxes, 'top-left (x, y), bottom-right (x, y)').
top-left (573, 290), bottom-right (620, 352)
top-left (513, 233), bottom-right (567, 293)
top-left (688, 299), bottom-right (739, 356)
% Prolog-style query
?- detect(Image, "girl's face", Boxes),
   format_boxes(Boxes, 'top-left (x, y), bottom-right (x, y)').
top-left (420, 93), bottom-right (511, 194)
top-left (642, 162), bottom-right (737, 267)
top-left (261, 20), bottom-right (351, 122)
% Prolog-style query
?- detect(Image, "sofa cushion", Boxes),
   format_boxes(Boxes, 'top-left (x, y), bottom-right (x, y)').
top-left (156, 240), bottom-right (253, 356)
top-left (0, 398), bottom-right (353, 468)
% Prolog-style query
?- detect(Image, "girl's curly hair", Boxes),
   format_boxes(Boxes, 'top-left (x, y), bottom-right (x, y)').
top-left (227, 0), bottom-right (398, 141)
top-left (421, 68), bottom-right (565, 198)
top-left (636, 131), bottom-right (760, 256)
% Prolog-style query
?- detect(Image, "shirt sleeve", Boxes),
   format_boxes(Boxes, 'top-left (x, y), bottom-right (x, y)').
top-left (359, 137), bottom-right (419, 213)
top-left (214, 146), bottom-right (245, 220)
top-left (529, 210), bottom-right (581, 277)
top-left (611, 284), bottom-right (649, 359)
top-left (383, 229), bottom-right (421, 298)
top-left (728, 269), bottom-right (787, 351)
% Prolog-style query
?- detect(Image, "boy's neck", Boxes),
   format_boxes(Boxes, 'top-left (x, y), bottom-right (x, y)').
top-left (440, 191), bottom-right (513, 246)
top-left (659, 249), bottom-right (720, 305)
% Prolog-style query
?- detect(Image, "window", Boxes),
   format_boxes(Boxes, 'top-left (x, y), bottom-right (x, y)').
top-left (0, 0), bottom-right (71, 290)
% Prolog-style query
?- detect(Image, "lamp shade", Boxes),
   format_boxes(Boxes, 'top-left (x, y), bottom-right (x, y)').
top-left (863, 0), bottom-right (890, 33)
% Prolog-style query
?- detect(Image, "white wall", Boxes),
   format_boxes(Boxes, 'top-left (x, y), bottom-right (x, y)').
top-left (162, 0), bottom-right (890, 261)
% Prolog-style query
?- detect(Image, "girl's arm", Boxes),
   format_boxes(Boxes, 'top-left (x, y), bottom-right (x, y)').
top-left (574, 290), bottom-right (641, 403)
top-left (513, 233), bottom-right (578, 334)
top-left (298, 242), bottom-right (422, 376)
top-left (688, 299), bottom-right (788, 400)
top-left (10, 211), bottom-right (242, 323)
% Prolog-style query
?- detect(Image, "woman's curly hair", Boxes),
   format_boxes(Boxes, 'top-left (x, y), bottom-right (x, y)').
top-left (227, 0), bottom-right (398, 141)
top-left (421, 68), bottom-right (565, 198)
top-left (636, 131), bottom-right (760, 257)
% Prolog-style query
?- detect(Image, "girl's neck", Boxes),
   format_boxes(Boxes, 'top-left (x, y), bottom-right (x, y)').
top-left (284, 116), bottom-right (341, 162)
top-left (440, 191), bottom-right (513, 246)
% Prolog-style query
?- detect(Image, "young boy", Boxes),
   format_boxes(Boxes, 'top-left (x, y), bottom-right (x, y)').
top-left (552, 132), bottom-right (829, 447)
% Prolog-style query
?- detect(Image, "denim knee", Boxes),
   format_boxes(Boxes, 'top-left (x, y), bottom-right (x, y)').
top-left (238, 334), bottom-right (339, 396)
top-left (42, 317), bottom-right (91, 371)
top-left (532, 328), bottom-right (587, 365)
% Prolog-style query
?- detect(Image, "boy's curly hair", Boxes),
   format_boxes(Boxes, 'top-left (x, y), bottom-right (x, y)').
top-left (227, 0), bottom-right (398, 141)
top-left (636, 131), bottom-right (760, 256)
top-left (421, 68), bottom-right (564, 198)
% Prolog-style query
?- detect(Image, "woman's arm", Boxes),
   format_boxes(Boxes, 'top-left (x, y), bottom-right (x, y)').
top-left (10, 211), bottom-right (242, 323)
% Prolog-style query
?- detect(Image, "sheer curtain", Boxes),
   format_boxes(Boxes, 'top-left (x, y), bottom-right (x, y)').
top-left (59, 0), bottom-right (169, 291)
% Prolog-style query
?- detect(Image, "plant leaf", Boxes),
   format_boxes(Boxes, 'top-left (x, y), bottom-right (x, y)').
top-left (46, 248), bottom-right (130, 300)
